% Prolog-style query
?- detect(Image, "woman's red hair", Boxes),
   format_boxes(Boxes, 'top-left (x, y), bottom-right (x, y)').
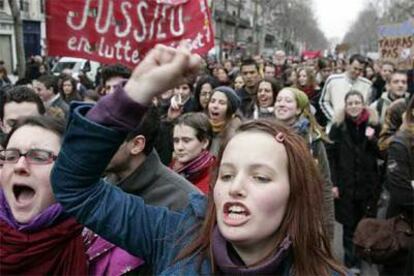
top-left (176, 119), bottom-right (345, 275)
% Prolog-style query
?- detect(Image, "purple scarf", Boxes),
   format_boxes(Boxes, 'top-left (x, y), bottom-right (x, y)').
top-left (0, 189), bottom-right (64, 232)
top-left (212, 226), bottom-right (292, 275)
top-left (84, 228), bottom-right (144, 275)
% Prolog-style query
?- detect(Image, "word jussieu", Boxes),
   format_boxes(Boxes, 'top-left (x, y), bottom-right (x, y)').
top-left (47, 0), bottom-right (214, 67)
top-left (65, 0), bottom-right (186, 64)
top-left (67, 0), bottom-right (186, 42)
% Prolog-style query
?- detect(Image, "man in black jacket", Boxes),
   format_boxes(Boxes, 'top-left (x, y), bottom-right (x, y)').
top-left (237, 58), bottom-right (261, 117)
top-left (372, 61), bottom-right (395, 101)
top-left (33, 75), bottom-right (69, 118)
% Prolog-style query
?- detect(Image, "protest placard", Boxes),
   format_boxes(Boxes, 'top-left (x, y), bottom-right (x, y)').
top-left (378, 19), bottom-right (414, 70)
top-left (46, 0), bottom-right (214, 67)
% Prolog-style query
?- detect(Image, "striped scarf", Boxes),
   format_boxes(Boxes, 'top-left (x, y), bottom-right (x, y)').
top-left (173, 150), bottom-right (215, 177)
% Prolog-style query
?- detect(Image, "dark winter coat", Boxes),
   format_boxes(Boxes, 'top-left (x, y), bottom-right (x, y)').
top-left (236, 87), bottom-right (254, 118)
top-left (386, 129), bottom-right (414, 220)
top-left (327, 108), bottom-right (381, 227)
top-left (383, 129), bottom-right (414, 276)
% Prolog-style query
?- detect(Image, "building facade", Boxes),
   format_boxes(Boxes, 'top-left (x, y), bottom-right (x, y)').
top-left (210, 0), bottom-right (285, 61)
top-left (211, 0), bottom-right (277, 60)
top-left (0, 0), bottom-right (46, 72)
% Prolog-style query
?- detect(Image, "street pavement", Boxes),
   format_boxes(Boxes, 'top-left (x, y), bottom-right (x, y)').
top-left (333, 222), bottom-right (379, 276)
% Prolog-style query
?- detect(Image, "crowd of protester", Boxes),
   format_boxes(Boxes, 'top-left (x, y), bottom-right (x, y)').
top-left (0, 46), bottom-right (413, 276)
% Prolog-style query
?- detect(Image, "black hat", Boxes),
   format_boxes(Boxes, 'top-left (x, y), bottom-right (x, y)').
top-left (213, 86), bottom-right (241, 114)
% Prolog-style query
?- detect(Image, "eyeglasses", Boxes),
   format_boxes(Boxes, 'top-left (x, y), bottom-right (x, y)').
top-left (0, 149), bottom-right (58, 164)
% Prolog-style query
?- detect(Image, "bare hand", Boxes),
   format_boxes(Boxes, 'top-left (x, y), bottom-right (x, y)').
top-left (332, 187), bottom-right (339, 199)
top-left (365, 126), bottom-right (375, 139)
top-left (124, 42), bottom-right (201, 105)
top-left (168, 95), bottom-right (184, 120)
top-left (167, 105), bottom-right (183, 120)
top-left (170, 94), bottom-right (183, 110)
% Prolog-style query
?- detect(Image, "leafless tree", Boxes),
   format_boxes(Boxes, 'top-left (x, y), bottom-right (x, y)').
top-left (234, 0), bottom-right (242, 46)
top-left (261, 0), bottom-right (329, 53)
top-left (343, 0), bottom-right (413, 54)
top-left (382, 0), bottom-right (414, 20)
top-left (343, 4), bottom-right (379, 54)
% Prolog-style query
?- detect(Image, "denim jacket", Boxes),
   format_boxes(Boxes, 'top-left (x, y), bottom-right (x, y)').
top-left (51, 105), bottom-right (212, 275)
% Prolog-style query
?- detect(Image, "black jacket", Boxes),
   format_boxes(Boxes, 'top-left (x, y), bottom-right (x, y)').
top-left (383, 129), bottom-right (414, 276)
top-left (327, 108), bottom-right (381, 226)
top-left (237, 87), bottom-right (254, 118)
top-left (386, 129), bottom-right (414, 220)
top-left (372, 75), bottom-right (386, 101)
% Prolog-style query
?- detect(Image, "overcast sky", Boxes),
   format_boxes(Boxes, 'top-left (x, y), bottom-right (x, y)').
top-left (312, 0), bottom-right (369, 41)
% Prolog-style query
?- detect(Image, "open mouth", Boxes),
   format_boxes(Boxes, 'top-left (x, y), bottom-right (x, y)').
top-left (210, 111), bottom-right (221, 117)
top-left (13, 184), bottom-right (36, 204)
top-left (224, 202), bottom-right (251, 220)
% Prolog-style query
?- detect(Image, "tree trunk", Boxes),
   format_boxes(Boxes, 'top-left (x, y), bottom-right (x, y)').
top-left (252, 0), bottom-right (259, 54)
top-left (8, 0), bottom-right (26, 79)
top-left (234, 0), bottom-right (242, 49)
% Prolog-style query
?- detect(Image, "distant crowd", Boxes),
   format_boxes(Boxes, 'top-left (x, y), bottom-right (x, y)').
top-left (0, 48), bottom-right (413, 276)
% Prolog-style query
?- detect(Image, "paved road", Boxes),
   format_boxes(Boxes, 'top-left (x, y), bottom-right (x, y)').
top-left (333, 222), bottom-right (379, 276)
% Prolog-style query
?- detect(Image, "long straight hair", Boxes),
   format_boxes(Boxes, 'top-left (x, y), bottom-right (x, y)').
top-left (176, 119), bottom-right (345, 275)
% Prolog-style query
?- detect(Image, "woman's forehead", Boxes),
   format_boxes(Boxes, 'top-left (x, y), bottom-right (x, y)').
top-left (278, 89), bottom-right (294, 98)
top-left (7, 126), bottom-right (60, 150)
top-left (173, 124), bottom-right (197, 136)
top-left (346, 95), bottom-right (363, 102)
top-left (222, 132), bottom-right (287, 167)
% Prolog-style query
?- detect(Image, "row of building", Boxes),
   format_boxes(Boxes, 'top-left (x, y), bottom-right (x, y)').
top-left (0, 0), bottom-right (285, 73)
top-left (211, 0), bottom-right (281, 59)
top-left (0, 0), bottom-right (46, 72)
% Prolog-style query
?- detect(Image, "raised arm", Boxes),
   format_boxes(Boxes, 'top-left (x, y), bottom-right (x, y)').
top-left (51, 44), bottom-right (202, 264)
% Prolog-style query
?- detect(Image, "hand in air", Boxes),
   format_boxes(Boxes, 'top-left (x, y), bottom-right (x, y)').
top-left (124, 42), bottom-right (201, 105)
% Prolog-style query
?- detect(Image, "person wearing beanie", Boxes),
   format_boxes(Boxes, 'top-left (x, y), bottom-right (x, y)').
top-left (207, 86), bottom-right (243, 156)
top-left (212, 86), bottom-right (242, 114)
top-left (274, 87), bottom-right (336, 243)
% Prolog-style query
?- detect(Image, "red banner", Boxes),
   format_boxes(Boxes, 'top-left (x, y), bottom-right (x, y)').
top-left (46, 0), bottom-right (214, 68)
top-left (301, 50), bottom-right (321, 59)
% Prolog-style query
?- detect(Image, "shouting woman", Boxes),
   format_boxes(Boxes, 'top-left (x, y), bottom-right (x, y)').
top-left (51, 44), bottom-right (346, 275)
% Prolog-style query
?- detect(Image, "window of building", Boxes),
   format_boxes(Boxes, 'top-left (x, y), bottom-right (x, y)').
top-left (0, 0), bottom-right (4, 10)
top-left (19, 0), bottom-right (29, 12)
top-left (40, 0), bottom-right (45, 13)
